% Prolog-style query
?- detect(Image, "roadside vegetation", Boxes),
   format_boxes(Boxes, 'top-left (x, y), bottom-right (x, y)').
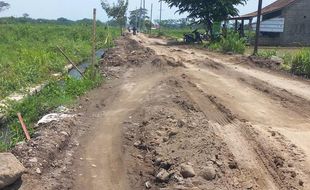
top-left (151, 28), bottom-right (192, 40)
top-left (209, 32), bottom-right (246, 54)
top-left (252, 48), bottom-right (310, 77)
top-left (289, 49), bottom-right (310, 77)
top-left (0, 22), bottom-right (117, 99)
top-left (0, 20), bottom-right (119, 151)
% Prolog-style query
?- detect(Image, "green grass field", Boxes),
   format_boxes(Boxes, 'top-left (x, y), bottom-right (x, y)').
top-left (151, 28), bottom-right (192, 40)
top-left (0, 23), bottom-right (118, 99)
top-left (245, 46), bottom-right (302, 57)
top-left (0, 22), bottom-right (119, 151)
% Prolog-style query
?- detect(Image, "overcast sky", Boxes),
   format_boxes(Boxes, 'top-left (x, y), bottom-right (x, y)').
top-left (1, 0), bottom-right (277, 21)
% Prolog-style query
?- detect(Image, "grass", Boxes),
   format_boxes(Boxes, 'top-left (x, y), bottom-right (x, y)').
top-left (256, 50), bottom-right (277, 59)
top-left (245, 47), bottom-right (302, 57)
top-left (290, 49), bottom-right (310, 77)
top-left (0, 22), bottom-right (119, 151)
top-left (245, 47), bottom-right (310, 77)
top-left (1, 72), bottom-right (102, 151)
top-left (150, 28), bottom-right (197, 40)
top-left (0, 23), bottom-right (118, 99)
top-left (209, 32), bottom-right (246, 54)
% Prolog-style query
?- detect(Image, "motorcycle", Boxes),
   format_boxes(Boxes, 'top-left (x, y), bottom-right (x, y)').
top-left (183, 33), bottom-right (196, 44)
top-left (183, 31), bottom-right (203, 44)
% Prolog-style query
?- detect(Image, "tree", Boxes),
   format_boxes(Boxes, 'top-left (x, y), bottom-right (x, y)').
top-left (23, 13), bottom-right (29, 18)
top-left (0, 1), bottom-right (9, 12)
top-left (129, 8), bottom-right (148, 30)
top-left (101, 0), bottom-right (128, 35)
top-left (162, 0), bottom-right (247, 38)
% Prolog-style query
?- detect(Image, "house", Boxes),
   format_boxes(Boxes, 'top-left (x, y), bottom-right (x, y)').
top-left (231, 0), bottom-right (310, 46)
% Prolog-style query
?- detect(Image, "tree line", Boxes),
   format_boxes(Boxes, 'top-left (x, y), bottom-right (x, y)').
top-left (101, 0), bottom-right (247, 36)
top-left (1, 0), bottom-right (247, 37)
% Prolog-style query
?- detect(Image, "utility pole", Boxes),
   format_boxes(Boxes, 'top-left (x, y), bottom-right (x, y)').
top-left (143, 0), bottom-right (146, 32)
top-left (150, 3), bottom-right (153, 34)
top-left (135, 6), bottom-right (138, 29)
top-left (254, 0), bottom-right (263, 55)
top-left (92, 8), bottom-right (97, 78)
top-left (139, 0), bottom-right (142, 31)
top-left (159, 0), bottom-right (162, 31)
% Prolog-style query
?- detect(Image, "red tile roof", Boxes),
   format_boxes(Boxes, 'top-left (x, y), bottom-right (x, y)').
top-left (234, 0), bottom-right (298, 19)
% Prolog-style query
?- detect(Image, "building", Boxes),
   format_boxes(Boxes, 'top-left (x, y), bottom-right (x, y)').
top-left (231, 0), bottom-right (310, 46)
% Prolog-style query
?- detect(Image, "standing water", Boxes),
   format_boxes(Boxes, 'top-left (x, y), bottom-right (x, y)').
top-left (69, 49), bottom-right (105, 79)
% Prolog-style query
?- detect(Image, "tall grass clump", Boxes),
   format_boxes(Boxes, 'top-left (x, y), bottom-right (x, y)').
top-left (290, 49), bottom-right (310, 77)
top-left (209, 32), bottom-right (246, 54)
top-left (220, 32), bottom-right (246, 54)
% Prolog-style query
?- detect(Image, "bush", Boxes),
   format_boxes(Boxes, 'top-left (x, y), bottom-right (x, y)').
top-left (209, 32), bottom-right (246, 54)
top-left (220, 32), bottom-right (246, 54)
top-left (291, 49), bottom-right (310, 77)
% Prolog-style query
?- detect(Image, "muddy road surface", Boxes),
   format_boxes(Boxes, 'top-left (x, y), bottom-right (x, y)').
top-left (72, 34), bottom-right (310, 190)
top-left (14, 34), bottom-right (310, 190)
top-left (73, 35), bottom-right (310, 190)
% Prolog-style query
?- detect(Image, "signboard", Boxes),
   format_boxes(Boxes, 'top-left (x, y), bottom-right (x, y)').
top-left (252, 17), bottom-right (285, 32)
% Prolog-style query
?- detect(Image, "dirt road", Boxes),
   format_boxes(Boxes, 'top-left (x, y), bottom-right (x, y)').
top-left (63, 34), bottom-right (310, 190)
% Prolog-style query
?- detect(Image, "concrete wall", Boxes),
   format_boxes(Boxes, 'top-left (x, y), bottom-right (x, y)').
top-left (258, 0), bottom-right (310, 46)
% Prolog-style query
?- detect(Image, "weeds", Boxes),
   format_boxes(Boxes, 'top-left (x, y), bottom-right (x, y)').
top-left (208, 32), bottom-right (246, 54)
top-left (2, 71), bottom-right (103, 151)
top-left (150, 28), bottom-right (192, 40)
top-left (0, 22), bottom-right (118, 151)
top-left (219, 32), bottom-right (246, 54)
top-left (257, 50), bottom-right (277, 59)
top-left (0, 23), bottom-right (118, 99)
top-left (290, 49), bottom-right (310, 77)
top-left (282, 53), bottom-right (293, 71)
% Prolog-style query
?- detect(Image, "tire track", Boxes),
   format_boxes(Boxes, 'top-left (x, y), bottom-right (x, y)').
top-left (180, 77), bottom-right (306, 189)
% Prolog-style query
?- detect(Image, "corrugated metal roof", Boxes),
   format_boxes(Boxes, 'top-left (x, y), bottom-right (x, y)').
top-left (233, 0), bottom-right (298, 19)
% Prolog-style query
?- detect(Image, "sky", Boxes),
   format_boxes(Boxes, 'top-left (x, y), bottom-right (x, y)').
top-left (1, 0), bottom-right (277, 21)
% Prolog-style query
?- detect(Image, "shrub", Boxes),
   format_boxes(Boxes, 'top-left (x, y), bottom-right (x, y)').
top-left (291, 49), bottom-right (310, 77)
top-left (220, 32), bottom-right (246, 54)
top-left (208, 32), bottom-right (246, 54)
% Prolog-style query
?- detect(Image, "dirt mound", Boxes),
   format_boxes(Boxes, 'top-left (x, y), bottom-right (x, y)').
top-left (101, 36), bottom-right (185, 69)
top-left (151, 55), bottom-right (184, 68)
top-left (103, 51), bottom-right (126, 67)
top-left (234, 56), bottom-right (282, 70)
top-left (123, 77), bottom-right (257, 190)
top-left (8, 117), bottom-right (80, 190)
top-left (101, 36), bottom-right (156, 68)
top-left (122, 73), bottom-right (307, 190)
